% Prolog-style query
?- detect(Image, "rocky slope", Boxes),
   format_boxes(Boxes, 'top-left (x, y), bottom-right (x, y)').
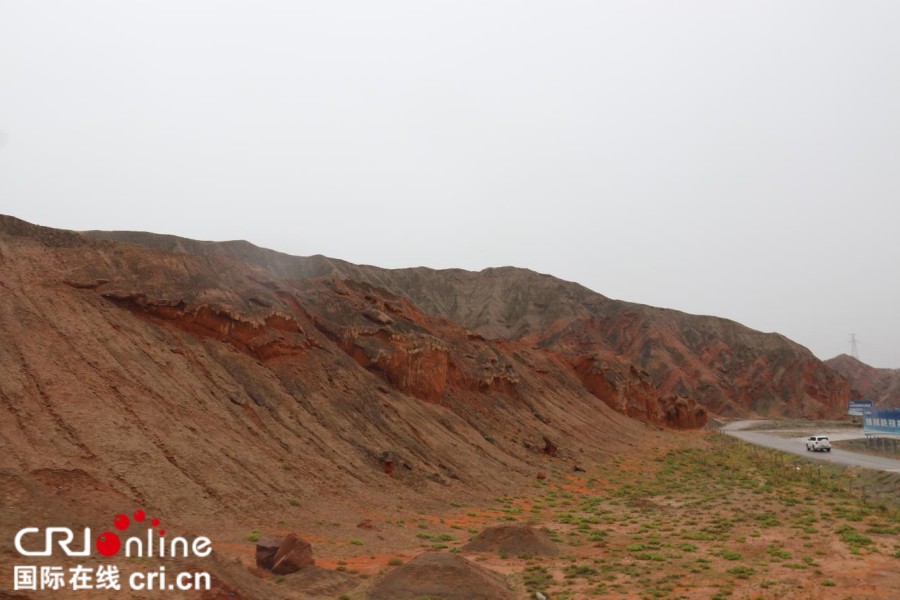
top-left (0, 215), bottom-right (649, 542)
top-left (86, 229), bottom-right (851, 421)
top-left (0, 214), bottom-right (858, 600)
top-left (825, 354), bottom-right (900, 406)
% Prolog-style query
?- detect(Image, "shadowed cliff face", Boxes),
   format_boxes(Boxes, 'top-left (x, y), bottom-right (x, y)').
top-left (83, 228), bottom-right (851, 423)
top-left (826, 354), bottom-right (900, 406)
top-left (0, 215), bottom-right (649, 540)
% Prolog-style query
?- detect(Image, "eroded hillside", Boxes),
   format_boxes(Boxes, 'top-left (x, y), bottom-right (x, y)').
top-left (0, 215), bottom-right (647, 541)
top-left (85, 228), bottom-right (851, 421)
top-left (826, 354), bottom-right (900, 406)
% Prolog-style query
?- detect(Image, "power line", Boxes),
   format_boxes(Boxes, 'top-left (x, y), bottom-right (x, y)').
top-left (849, 333), bottom-right (860, 360)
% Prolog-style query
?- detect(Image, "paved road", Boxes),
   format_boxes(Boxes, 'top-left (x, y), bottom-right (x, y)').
top-left (722, 420), bottom-right (900, 473)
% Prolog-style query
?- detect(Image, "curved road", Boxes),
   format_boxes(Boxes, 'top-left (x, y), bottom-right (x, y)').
top-left (723, 421), bottom-right (900, 473)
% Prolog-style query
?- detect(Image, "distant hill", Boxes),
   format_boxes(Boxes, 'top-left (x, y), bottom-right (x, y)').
top-left (825, 354), bottom-right (900, 407)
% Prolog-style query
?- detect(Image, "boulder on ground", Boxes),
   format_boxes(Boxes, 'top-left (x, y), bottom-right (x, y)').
top-left (255, 539), bottom-right (281, 571)
top-left (367, 551), bottom-right (513, 600)
top-left (256, 534), bottom-right (315, 575)
top-left (462, 524), bottom-right (559, 556)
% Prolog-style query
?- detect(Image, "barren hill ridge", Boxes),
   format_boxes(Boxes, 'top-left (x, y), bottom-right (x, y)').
top-left (0, 214), bottom-right (855, 568)
top-left (3, 213), bottom-right (663, 546)
top-left (825, 354), bottom-right (900, 406)
top-left (84, 226), bottom-right (850, 421)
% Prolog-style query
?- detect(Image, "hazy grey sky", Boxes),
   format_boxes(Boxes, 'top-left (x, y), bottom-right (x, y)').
top-left (2, 1), bottom-right (898, 367)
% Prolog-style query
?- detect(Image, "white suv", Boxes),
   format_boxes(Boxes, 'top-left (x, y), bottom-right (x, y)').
top-left (806, 435), bottom-right (831, 452)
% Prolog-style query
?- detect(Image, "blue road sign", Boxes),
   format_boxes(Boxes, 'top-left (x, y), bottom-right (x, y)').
top-left (863, 408), bottom-right (900, 437)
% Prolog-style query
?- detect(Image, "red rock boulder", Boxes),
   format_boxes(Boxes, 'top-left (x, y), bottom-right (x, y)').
top-left (256, 534), bottom-right (315, 575)
top-left (255, 539), bottom-right (281, 571)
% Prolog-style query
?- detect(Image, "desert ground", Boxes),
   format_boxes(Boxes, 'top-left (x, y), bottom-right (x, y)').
top-left (201, 427), bottom-right (900, 599)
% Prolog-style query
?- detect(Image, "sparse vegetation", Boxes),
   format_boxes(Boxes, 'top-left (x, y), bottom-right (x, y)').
top-left (285, 431), bottom-right (900, 597)
top-left (458, 432), bottom-right (900, 597)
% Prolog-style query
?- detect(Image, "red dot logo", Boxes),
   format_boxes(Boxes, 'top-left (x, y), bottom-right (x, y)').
top-left (113, 514), bottom-right (130, 531)
top-left (134, 509), bottom-right (146, 522)
top-left (96, 532), bottom-right (121, 557)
